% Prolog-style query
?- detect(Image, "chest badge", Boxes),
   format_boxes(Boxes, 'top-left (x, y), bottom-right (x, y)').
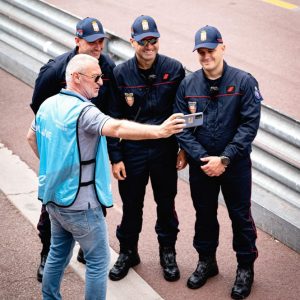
top-left (125, 93), bottom-right (134, 107)
top-left (188, 101), bottom-right (197, 114)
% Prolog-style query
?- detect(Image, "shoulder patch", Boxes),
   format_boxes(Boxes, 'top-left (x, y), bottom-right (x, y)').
top-left (254, 86), bottom-right (263, 102)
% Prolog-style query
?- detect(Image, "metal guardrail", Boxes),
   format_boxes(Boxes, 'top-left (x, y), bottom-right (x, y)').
top-left (1, 0), bottom-right (299, 252)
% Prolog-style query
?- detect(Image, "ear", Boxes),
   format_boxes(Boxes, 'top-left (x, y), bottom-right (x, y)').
top-left (75, 37), bottom-right (80, 47)
top-left (129, 38), bottom-right (135, 47)
top-left (73, 72), bottom-right (81, 84)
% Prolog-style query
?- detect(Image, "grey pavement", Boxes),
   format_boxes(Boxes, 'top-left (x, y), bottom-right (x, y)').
top-left (0, 134), bottom-right (300, 299)
top-left (47, 0), bottom-right (300, 121)
top-left (0, 190), bottom-right (84, 300)
top-left (1, 0), bottom-right (300, 296)
top-left (0, 143), bottom-right (162, 299)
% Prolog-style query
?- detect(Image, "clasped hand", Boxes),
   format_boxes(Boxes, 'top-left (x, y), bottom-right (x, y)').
top-left (200, 156), bottom-right (226, 177)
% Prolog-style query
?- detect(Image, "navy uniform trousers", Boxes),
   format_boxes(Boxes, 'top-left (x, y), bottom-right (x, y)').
top-left (37, 204), bottom-right (51, 256)
top-left (116, 139), bottom-right (179, 249)
top-left (189, 155), bottom-right (258, 266)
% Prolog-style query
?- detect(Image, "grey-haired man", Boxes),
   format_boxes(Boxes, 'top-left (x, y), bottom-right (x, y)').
top-left (30, 17), bottom-right (117, 282)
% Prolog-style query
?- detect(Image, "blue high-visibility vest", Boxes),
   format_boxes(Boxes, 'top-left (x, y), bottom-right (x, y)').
top-left (35, 89), bottom-right (113, 207)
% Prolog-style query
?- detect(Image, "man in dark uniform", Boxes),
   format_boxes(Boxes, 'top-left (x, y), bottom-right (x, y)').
top-left (174, 25), bottom-right (263, 299)
top-left (30, 17), bottom-right (117, 282)
top-left (107, 15), bottom-right (186, 282)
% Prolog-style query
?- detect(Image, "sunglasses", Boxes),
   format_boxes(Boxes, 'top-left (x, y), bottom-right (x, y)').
top-left (137, 38), bottom-right (158, 46)
top-left (78, 72), bottom-right (104, 82)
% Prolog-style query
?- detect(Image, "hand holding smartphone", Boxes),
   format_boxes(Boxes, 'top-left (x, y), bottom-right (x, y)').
top-left (181, 112), bottom-right (203, 128)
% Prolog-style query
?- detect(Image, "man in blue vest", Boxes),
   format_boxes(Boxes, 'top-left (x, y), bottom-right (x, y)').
top-left (27, 54), bottom-right (185, 300)
top-left (30, 17), bottom-right (117, 282)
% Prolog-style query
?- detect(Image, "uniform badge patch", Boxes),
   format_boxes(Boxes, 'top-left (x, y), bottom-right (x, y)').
top-left (226, 86), bottom-right (235, 93)
top-left (163, 73), bottom-right (169, 80)
top-left (92, 21), bottom-right (100, 32)
top-left (200, 30), bottom-right (207, 41)
top-left (142, 20), bottom-right (149, 31)
top-left (188, 101), bottom-right (197, 113)
top-left (125, 93), bottom-right (134, 107)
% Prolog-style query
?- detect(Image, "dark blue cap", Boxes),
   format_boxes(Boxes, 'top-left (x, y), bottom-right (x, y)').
top-left (131, 15), bottom-right (160, 42)
top-left (76, 17), bottom-right (107, 42)
top-left (193, 25), bottom-right (223, 51)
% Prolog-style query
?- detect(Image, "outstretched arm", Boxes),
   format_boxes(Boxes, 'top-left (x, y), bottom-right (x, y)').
top-left (101, 113), bottom-right (185, 140)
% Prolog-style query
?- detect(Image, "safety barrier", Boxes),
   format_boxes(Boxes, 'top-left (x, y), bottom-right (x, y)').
top-left (1, 0), bottom-right (299, 252)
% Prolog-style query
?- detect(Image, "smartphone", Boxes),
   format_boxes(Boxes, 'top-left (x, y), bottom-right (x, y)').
top-left (182, 112), bottom-right (203, 128)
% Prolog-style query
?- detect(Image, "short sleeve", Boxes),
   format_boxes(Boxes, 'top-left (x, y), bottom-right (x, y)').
top-left (79, 105), bottom-right (111, 136)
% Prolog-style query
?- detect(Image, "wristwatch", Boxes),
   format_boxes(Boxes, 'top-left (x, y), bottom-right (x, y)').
top-left (220, 156), bottom-right (230, 166)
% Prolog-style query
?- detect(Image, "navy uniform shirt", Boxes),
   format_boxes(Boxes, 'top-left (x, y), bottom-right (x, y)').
top-left (30, 47), bottom-right (117, 114)
top-left (107, 54), bottom-right (185, 164)
top-left (174, 61), bottom-right (263, 166)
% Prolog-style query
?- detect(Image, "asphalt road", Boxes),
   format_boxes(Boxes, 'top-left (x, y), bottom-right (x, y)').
top-left (0, 190), bottom-right (85, 300)
top-left (1, 0), bottom-right (300, 299)
top-left (1, 63), bottom-right (300, 300)
top-left (46, 0), bottom-right (300, 121)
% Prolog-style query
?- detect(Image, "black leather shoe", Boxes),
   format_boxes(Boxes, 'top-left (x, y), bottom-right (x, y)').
top-left (109, 250), bottom-right (140, 281)
top-left (77, 248), bottom-right (86, 264)
top-left (231, 266), bottom-right (254, 299)
top-left (37, 254), bottom-right (47, 283)
top-left (187, 256), bottom-right (219, 289)
top-left (159, 246), bottom-right (180, 281)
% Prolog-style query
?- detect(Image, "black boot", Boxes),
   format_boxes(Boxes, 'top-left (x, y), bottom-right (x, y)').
top-left (187, 255), bottom-right (219, 289)
top-left (231, 265), bottom-right (254, 299)
top-left (77, 248), bottom-right (86, 264)
top-left (37, 254), bottom-right (47, 283)
top-left (109, 248), bottom-right (140, 281)
top-left (159, 246), bottom-right (180, 281)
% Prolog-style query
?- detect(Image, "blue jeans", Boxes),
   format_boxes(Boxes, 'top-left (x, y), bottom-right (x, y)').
top-left (42, 204), bottom-right (110, 300)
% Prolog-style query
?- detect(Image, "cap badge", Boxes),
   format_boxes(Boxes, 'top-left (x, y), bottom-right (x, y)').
top-left (125, 93), bottom-right (134, 107)
top-left (188, 101), bottom-right (197, 114)
top-left (142, 20), bottom-right (149, 31)
top-left (200, 30), bottom-right (207, 41)
top-left (92, 21), bottom-right (100, 32)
